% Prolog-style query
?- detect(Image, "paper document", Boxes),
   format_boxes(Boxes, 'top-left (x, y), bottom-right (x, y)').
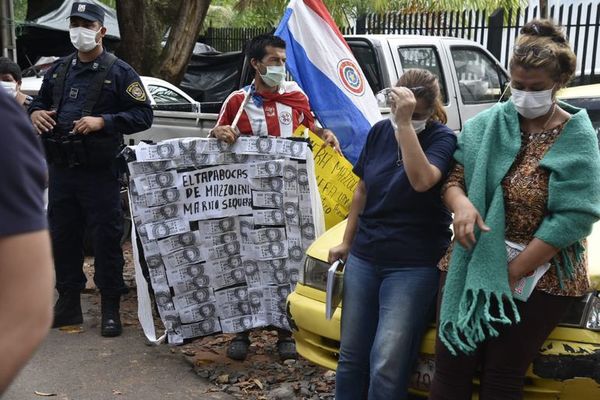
top-left (505, 240), bottom-right (550, 302)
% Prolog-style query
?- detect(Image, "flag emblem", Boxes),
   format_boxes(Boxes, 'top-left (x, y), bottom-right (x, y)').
top-left (338, 59), bottom-right (365, 96)
top-left (279, 111), bottom-right (292, 125)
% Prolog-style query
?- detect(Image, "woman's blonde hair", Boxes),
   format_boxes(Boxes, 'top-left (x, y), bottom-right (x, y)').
top-left (397, 69), bottom-right (447, 124)
top-left (510, 19), bottom-right (577, 88)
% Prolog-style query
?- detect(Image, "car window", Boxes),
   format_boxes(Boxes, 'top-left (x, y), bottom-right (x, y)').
top-left (147, 84), bottom-right (190, 105)
top-left (348, 40), bottom-right (383, 94)
top-left (450, 47), bottom-right (508, 104)
top-left (397, 46), bottom-right (448, 104)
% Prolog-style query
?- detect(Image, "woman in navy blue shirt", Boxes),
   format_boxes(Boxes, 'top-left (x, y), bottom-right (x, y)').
top-left (329, 69), bottom-right (457, 400)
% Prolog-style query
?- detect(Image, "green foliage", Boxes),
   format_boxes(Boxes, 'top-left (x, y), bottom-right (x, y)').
top-left (99, 0), bottom-right (116, 8)
top-left (371, 0), bottom-right (526, 13)
top-left (13, 0), bottom-right (27, 21)
top-left (13, 0), bottom-right (117, 22)
top-left (211, 0), bottom-right (526, 28)
top-left (203, 4), bottom-right (236, 29)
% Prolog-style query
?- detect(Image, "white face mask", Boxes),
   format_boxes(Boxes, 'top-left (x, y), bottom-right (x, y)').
top-left (0, 81), bottom-right (17, 98)
top-left (510, 86), bottom-right (555, 119)
top-left (412, 119), bottom-right (428, 134)
top-left (259, 64), bottom-right (286, 87)
top-left (389, 116), bottom-right (429, 134)
top-left (69, 27), bottom-right (101, 52)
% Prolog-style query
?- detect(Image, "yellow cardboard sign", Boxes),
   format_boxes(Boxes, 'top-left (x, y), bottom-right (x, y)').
top-left (293, 125), bottom-right (359, 229)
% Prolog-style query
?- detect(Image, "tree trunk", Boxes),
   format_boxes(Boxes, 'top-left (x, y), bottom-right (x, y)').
top-left (155, 0), bottom-right (211, 84)
top-left (115, 0), bottom-right (179, 75)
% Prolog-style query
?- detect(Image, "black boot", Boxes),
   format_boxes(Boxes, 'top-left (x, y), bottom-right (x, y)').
top-left (227, 332), bottom-right (250, 361)
top-left (52, 290), bottom-right (83, 328)
top-left (101, 294), bottom-right (122, 337)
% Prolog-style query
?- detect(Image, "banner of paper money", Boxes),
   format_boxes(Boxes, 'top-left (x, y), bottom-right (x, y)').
top-left (128, 135), bottom-right (317, 344)
top-left (293, 125), bottom-right (359, 229)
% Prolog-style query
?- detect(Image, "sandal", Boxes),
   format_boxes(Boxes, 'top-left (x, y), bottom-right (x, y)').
top-left (227, 334), bottom-right (250, 361)
top-left (277, 337), bottom-right (297, 361)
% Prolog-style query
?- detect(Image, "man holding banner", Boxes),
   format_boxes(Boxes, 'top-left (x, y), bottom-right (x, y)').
top-left (211, 33), bottom-right (341, 361)
top-left (210, 34), bottom-right (340, 153)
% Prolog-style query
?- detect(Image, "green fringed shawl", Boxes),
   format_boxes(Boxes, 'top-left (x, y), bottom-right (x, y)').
top-left (439, 100), bottom-right (600, 355)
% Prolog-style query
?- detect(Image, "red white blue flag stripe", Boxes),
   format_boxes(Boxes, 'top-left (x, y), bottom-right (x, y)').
top-left (274, 0), bottom-right (382, 164)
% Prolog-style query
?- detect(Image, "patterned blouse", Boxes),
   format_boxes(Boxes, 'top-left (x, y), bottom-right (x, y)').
top-left (438, 121), bottom-right (590, 297)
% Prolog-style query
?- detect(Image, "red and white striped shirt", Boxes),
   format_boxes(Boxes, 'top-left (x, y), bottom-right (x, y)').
top-left (216, 81), bottom-right (315, 137)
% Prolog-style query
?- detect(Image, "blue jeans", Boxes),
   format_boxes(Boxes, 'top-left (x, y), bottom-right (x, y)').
top-left (335, 253), bottom-right (439, 400)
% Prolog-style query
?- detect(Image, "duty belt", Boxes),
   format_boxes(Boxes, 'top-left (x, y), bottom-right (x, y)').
top-left (41, 132), bottom-right (121, 168)
top-left (42, 132), bottom-right (87, 167)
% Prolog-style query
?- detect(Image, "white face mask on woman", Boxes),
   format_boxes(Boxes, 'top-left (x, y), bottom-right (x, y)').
top-left (69, 27), bottom-right (101, 52)
top-left (411, 118), bottom-right (428, 134)
top-left (510, 86), bottom-right (555, 119)
top-left (0, 81), bottom-right (17, 98)
top-left (389, 116), bottom-right (429, 134)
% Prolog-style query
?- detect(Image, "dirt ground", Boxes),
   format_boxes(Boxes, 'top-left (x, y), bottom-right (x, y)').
top-left (83, 242), bottom-right (336, 400)
top-left (82, 241), bottom-right (600, 400)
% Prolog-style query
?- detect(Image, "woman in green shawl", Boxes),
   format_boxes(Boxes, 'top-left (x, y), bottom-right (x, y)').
top-left (429, 20), bottom-right (600, 400)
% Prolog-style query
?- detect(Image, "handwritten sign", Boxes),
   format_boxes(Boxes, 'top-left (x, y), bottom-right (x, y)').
top-left (293, 125), bottom-right (359, 228)
top-left (178, 165), bottom-right (253, 220)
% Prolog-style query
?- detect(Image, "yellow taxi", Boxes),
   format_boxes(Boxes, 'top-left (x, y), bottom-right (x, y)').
top-left (287, 85), bottom-right (600, 398)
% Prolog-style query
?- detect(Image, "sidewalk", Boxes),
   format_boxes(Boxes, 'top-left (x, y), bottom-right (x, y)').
top-left (3, 292), bottom-right (234, 400)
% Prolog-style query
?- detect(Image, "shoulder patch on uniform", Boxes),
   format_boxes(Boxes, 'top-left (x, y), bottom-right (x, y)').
top-left (126, 81), bottom-right (147, 102)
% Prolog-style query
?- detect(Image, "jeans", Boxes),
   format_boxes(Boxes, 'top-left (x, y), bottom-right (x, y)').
top-left (335, 253), bottom-right (440, 400)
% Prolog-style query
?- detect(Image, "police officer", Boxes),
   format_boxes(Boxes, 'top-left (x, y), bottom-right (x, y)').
top-left (29, 2), bottom-right (153, 337)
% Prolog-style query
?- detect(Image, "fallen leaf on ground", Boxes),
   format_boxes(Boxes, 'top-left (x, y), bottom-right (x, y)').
top-left (58, 326), bottom-right (83, 334)
top-left (253, 379), bottom-right (263, 390)
top-left (34, 391), bottom-right (57, 397)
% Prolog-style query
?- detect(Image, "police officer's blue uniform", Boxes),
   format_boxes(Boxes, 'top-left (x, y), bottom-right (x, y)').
top-left (29, 2), bottom-right (153, 337)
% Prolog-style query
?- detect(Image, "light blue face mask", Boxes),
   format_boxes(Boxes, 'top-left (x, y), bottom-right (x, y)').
top-left (259, 64), bottom-right (286, 87)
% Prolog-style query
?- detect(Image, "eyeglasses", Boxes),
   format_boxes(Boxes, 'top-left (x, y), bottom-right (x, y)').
top-left (376, 86), bottom-right (426, 108)
top-left (513, 45), bottom-right (554, 59)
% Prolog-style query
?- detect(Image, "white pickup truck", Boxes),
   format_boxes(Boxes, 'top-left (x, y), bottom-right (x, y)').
top-left (125, 34), bottom-right (510, 145)
top-left (345, 34), bottom-right (509, 129)
top-left (21, 35), bottom-right (509, 144)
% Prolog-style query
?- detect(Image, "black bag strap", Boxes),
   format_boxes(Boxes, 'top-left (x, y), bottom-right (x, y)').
top-left (51, 53), bottom-right (77, 112)
top-left (82, 52), bottom-right (118, 117)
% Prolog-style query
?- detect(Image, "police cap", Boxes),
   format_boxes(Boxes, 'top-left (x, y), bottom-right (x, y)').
top-left (69, 2), bottom-right (105, 25)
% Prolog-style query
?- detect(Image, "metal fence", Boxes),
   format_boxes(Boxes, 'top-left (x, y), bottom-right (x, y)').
top-left (355, 3), bottom-right (600, 83)
top-left (498, 3), bottom-right (600, 83)
top-left (199, 27), bottom-right (273, 53)
top-left (199, 2), bottom-right (600, 82)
